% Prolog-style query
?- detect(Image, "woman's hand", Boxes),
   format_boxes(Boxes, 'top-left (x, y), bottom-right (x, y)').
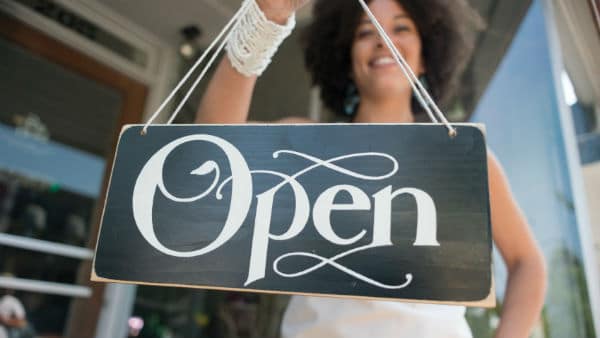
top-left (256, 0), bottom-right (311, 24)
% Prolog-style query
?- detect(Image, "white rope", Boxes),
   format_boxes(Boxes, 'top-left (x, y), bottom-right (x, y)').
top-left (356, 0), bottom-right (436, 124)
top-left (357, 0), bottom-right (457, 137)
top-left (143, 0), bottom-right (457, 138)
top-left (141, 0), bottom-right (253, 135)
top-left (168, 26), bottom-right (233, 125)
top-left (167, 0), bottom-right (296, 125)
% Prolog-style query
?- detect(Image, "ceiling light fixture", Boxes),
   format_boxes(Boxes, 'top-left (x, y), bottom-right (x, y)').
top-left (179, 25), bottom-right (202, 60)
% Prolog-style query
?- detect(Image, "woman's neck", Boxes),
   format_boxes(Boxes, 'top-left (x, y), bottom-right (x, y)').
top-left (352, 95), bottom-right (414, 123)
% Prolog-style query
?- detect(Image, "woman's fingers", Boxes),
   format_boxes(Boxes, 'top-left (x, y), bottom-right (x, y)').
top-left (257, 0), bottom-right (311, 11)
top-left (256, 0), bottom-right (312, 24)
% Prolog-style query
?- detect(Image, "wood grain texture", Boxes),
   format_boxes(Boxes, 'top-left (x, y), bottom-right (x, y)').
top-left (93, 123), bottom-right (495, 307)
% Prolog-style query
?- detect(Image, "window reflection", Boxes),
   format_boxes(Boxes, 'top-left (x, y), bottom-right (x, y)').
top-left (0, 170), bottom-right (96, 337)
top-left (0, 172), bottom-right (93, 247)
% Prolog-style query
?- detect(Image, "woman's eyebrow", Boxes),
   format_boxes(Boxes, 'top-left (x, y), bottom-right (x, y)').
top-left (359, 14), bottom-right (409, 25)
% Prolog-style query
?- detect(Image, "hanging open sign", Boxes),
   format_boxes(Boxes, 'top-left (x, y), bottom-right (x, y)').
top-left (92, 123), bottom-right (494, 307)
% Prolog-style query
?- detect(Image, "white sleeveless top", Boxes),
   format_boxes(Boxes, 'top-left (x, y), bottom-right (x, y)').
top-left (281, 296), bottom-right (472, 338)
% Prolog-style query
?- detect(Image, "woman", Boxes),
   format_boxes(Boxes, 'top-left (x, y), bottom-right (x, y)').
top-left (195, 0), bottom-right (547, 337)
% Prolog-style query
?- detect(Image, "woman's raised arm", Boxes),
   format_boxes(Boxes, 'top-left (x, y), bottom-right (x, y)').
top-left (195, 0), bottom-right (311, 124)
top-left (195, 57), bottom-right (258, 124)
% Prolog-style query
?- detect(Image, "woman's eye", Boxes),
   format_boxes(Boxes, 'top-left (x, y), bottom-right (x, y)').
top-left (357, 29), bottom-right (375, 38)
top-left (394, 25), bottom-right (410, 33)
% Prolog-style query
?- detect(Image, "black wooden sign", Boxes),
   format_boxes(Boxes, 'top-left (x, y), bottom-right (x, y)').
top-left (92, 124), bottom-right (494, 306)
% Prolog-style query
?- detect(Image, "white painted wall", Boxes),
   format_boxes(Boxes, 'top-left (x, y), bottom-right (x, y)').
top-left (583, 162), bottom-right (600, 282)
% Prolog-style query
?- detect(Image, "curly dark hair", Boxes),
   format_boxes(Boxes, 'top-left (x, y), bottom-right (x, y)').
top-left (302, 0), bottom-right (482, 118)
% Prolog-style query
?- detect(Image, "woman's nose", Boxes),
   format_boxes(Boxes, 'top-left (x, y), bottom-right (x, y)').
top-left (375, 35), bottom-right (385, 48)
top-left (374, 29), bottom-right (395, 48)
top-left (375, 31), bottom-right (402, 51)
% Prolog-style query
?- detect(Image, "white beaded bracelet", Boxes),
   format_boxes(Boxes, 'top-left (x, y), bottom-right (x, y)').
top-left (226, 0), bottom-right (296, 77)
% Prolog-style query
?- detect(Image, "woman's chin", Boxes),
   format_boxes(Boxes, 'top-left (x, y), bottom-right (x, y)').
top-left (366, 81), bottom-right (410, 96)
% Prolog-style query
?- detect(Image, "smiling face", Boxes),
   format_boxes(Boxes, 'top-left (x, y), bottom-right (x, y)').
top-left (351, 0), bottom-right (424, 101)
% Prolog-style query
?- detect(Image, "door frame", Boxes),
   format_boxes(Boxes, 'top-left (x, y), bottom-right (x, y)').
top-left (543, 1), bottom-right (600, 336)
top-left (0, 12), bottom-right (146, 338)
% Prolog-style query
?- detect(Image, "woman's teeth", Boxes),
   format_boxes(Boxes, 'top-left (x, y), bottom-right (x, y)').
top-left (372, 57), bottom-right (396, 67)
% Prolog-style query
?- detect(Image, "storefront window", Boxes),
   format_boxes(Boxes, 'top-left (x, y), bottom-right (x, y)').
top-left (0, 25), bottom-right (123, 336)
top-left (0, 136), bottom-right (102, 336)
top-left (129, 288), bottom-right (277, 338)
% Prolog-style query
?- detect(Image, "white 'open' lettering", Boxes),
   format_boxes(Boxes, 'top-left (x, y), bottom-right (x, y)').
top-left (131, 134), bottom-right (439, 288)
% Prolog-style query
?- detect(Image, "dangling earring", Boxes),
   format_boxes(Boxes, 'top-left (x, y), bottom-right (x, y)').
top-left (343, 82), bottom-right (360, 116)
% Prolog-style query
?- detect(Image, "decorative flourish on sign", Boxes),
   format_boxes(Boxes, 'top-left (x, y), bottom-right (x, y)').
top-left (273, 244), bottom-right (413, 289)
top-left (132, 134), bottom-right (439, 289)
top-left (216, 149), bottom-right (399, 197)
